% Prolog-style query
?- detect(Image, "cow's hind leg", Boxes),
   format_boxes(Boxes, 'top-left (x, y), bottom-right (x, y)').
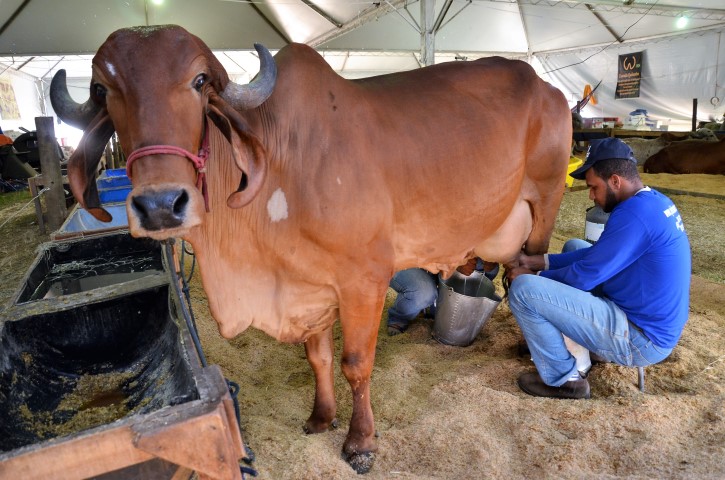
top-left (304, 326), bottom-right (338, 433)
top-left (523, 190), bottom-right (563, 256)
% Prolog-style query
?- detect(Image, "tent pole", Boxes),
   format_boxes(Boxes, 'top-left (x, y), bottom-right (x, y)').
top-left (420, 0), bottom-right (435, 66)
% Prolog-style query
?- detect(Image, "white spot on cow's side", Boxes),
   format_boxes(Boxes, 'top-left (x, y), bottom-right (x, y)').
top-left (105, 61), bottom-right (117, 77)
top-left (267, 188), bottom-right (289, 222)
top-left (337, 177), bottom-right (342, 185)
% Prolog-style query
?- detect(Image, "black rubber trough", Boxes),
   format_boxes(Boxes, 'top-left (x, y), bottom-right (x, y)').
top-left (0, 232), bottom-right (247, 479)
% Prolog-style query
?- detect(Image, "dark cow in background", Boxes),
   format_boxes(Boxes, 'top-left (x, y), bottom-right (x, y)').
top-left (622, 129), bottom-right (721, 166)
top-left (644, 137), bottom-right (725, 174)
top-left (50, 25), bottom-right (572, 473)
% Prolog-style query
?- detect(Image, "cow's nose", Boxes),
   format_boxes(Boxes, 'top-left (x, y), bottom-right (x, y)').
top-left (130, 188), bottom-right (190, 230)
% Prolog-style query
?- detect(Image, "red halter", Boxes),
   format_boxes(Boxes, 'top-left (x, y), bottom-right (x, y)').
top-left (125, 125), bottom-right (211, 212)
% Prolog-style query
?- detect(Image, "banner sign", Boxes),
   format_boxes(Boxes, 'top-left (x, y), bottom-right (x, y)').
top-left (615, 52), bottom-right (642, 99)
top-left (0, 77), bottom-right (21, 120)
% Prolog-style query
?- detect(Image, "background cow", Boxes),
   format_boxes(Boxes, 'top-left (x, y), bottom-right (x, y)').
top-left (622, 129), bottom-right (721, 166)
top-left (644, 137), bottom-right (725, 174)
top-left (50, 25), bottom-right (572, 473)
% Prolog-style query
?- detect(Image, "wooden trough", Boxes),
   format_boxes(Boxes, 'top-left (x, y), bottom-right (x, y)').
top-left (0, 232), bottom-right (248, 479)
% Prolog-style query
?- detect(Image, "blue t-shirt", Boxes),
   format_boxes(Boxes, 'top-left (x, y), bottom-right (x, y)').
top-left (541, 188), bottom-right (691, 348)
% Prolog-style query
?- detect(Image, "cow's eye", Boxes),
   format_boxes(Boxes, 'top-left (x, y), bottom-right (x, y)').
top-left (93, 83), bottom-right (107, 98)
top-left (193, 74), bottom-right (207, 92)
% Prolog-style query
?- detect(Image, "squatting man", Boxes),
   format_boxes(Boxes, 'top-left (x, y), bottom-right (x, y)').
top-left (505, 137), bottom-right (691, 399)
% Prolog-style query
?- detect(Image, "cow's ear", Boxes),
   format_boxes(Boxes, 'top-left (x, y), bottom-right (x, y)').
top-left (207, 98), bottom-right (267, 208)
top-left (67, 109), bottom-right (116, 222)
top-left (225, 132), bottom-right (267, 208)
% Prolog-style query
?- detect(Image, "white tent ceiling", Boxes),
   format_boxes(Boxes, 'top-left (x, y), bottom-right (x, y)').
top-left (0, 0), bottom-right (724, 128)
top-left (2, 0), bottom-right (724, 76)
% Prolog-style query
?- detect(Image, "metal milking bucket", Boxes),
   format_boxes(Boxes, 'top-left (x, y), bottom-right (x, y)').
top-left (585, 205), bottom-right (610, 243)
top-left (432, 270), bottom-right (501, 347)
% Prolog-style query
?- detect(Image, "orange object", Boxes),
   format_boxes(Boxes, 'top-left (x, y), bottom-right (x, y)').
top-left (583, 84), bottom-right (597, 105)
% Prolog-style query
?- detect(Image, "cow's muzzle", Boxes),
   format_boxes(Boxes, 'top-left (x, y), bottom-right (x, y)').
top-left (131, 187), bottom-right (191, 231)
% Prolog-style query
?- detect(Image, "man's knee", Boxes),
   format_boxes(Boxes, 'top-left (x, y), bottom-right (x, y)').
top-left (419, 282), bottom-right (438, 308)
top-left (509, 274), bottom-right (544, 311)
top-left (562, 238), bottom-right (591, 253)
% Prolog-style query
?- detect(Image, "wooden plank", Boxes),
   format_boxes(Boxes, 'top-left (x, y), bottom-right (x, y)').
top-left (572, 128), bottom-right (612, 142)
top-left (134, 398), bottom-right (243, 480)
top-left (222, 394), bottom-right (245, 460)
top-left (0, 425), bottom-right (155, 480)
top-left (612, 129), bottom-right (662, 139)
top-left (1, 272), bottom-right (169, 321)
top-left (132, 366), bottom-right (244, 479)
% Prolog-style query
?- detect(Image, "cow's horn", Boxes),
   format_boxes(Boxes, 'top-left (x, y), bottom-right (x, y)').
top-left (221, 43), bottom-right (277, 110)
top-left (50, 69), bottom-right (102, 130)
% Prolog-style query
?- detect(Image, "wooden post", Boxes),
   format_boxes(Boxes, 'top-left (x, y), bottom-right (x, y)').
top-left (113, 134), bottom-right (125, 169)
top-left (104, 143), bottom-right (114, 170)
top-left (692, 98), bottom-right (698, 132)
top-left (35, 116), bottom-right (67, 232)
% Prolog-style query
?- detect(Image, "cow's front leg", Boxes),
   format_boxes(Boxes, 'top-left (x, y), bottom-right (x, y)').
top-left (303, 326), bottom-right (338, 433)
top-left (338, 289), bottom-right (386, 474)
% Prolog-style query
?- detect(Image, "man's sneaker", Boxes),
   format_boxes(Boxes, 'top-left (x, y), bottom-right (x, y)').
top-left (517, 371), bottom-right (591, 399)
top-left (387, 322), bottom-right (409, 336)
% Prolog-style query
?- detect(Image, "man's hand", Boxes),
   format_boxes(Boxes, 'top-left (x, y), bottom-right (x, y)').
top-left (517, 252), bottom-right (545, 272)
top-left (506, 266), bottom-right (536, 283)
top-left (506, 252), bottom-right (545, 283)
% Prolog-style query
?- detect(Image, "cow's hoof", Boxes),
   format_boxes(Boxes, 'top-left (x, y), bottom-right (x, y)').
top-left (242, 444), bottom-right (255, 463)
top-left (303, 417), bottom-right (338, 434)
top-left (343, 451), bottom-right (375, 474)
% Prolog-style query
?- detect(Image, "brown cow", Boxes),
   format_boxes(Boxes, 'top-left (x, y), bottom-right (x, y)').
top-left (622, 130), bottom-right (720, 166)
top-left (50, 25), bottom-right (571, 473)
top-left (644, 137), bottom-right (725, 174)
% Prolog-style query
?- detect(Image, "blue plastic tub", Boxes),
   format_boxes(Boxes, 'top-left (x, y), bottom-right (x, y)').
top-left (97, 175), bottom-right (131, 189)
top-left (99, 186), bottom-right (132, 203)
top-left (104, 168), bottom-right (128, 177)
top-left (52, 203), bottom-right (129, 240)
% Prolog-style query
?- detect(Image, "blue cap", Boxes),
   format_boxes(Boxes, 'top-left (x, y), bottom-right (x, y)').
top-left (570, 137), bottom-right (636, 180)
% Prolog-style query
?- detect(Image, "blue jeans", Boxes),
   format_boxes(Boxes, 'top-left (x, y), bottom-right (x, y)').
top-left (509, 239), bottom-right (672, 386)
top-left (388, 268), bottom-right (438, 328)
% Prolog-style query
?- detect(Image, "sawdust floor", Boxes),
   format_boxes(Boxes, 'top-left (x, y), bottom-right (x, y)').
top-left (192, 179), bottom-right (725, 479)
top-left (193, 276), bottom-right (725, 480)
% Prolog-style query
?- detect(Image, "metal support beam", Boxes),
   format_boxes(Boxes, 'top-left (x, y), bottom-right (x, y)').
top-left (421, 0), bottom-right (435, 66)
top-left (0, 0), bottom-right (32, 38)
top-left (301, 0), bottom-right (343, 28)
top-left (586, 3), bottom-right (624, 43)
top-left (433, 0), bottom-right (454, 33)
top-left (248, 0), bottom-right (291, 44)
top-left (491, 0), bottom-right (725, 21)
top-left (516, 0), bottom-right (532, 58)
top-left (307, 0), bottom-right (407, 48)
